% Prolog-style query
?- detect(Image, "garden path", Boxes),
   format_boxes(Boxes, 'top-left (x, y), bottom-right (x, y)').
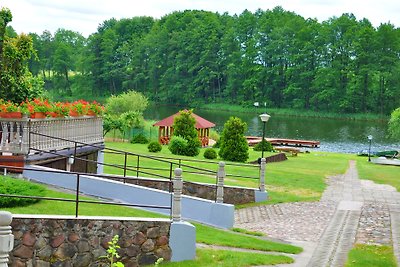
top-left (234, 160), bottom-right (400, 267)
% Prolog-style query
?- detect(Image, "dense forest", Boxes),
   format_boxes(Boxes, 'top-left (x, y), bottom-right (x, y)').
top-left (12, 7), bottom-right (400, 114)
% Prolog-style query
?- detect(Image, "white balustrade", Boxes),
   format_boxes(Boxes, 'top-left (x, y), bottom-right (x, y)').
top-left (0, 117), bottom-right (103, 155)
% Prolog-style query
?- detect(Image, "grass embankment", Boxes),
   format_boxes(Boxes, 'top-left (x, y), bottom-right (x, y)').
top-left (2, 177), bottom-right (300, 266)
top-left (160, 249), bottom-right (294, 267)
top-left (105, 142), bottom-right (351, 204)
top-left (200, 103), bottom-right (388, 121)
top-left (355, 158), bottom-right (400, 191)
top-left (345, 244), bottom-right (397, 267)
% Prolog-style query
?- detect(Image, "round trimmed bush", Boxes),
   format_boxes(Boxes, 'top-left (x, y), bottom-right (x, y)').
top-left (168, 136), bottom-right (188, 155)
top-left (253, 140), bottom-right (274, 152)
top-left (203, 148), bottom-right (217, 159)
top-left (131, 133), bottom-right (148, 144)
top-left (0, 177), bottom-right (46, 208)
top-left (148, 141), bottom-right (162, 152)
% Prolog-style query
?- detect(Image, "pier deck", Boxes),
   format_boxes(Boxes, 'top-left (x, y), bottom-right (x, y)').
top-left (247, 136), bottom-right (320, 148)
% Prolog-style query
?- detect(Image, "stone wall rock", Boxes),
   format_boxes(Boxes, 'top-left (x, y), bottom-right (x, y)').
top-left (10, 217), bottom-right (171, 267)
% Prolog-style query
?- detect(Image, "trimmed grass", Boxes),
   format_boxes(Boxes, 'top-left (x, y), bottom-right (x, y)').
top-left (345, 244), bottom-right (397, 267)
top-left (194, 223), bottom-right (302, 254)
top-left (3, 179), bottom-right (300, 255)
top-left (105, 142), bottom-right (351, 204)
top-left (158, 248), bottom-right (294, 267)
top-left (356, 158), bottom-right (400, 191)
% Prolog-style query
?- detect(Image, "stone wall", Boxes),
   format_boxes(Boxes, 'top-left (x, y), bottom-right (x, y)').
top-left (106, 176), bottom-right (256, 205)
top-left (10, 216), bottom-right (171, 267)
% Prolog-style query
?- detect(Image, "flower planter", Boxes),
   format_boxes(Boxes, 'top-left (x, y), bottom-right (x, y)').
top-left (3, 112), bottom-right (23, 118)
top-left (86, 110), bottom-right (96, 116)
top-left (69, 111), bottom-right (80, 117)
top-left (30, 112), bottom-right (46, 119)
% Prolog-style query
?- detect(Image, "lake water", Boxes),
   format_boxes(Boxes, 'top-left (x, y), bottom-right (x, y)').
top-left (144, 105), bottom-right (399, 154)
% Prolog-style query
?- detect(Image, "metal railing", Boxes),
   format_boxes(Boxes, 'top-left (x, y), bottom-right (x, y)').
top-left (0, 165), bottom-right (172, 218)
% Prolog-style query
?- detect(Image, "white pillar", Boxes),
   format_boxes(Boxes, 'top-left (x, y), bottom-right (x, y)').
top-left (0, 211), bottom-right (14, 267)
top-left (172, 168), bottom-right (183, 222)
top-left (216, 161), bottom-right (225, 203)
top-left (259, 158), bottom-right (266, 191)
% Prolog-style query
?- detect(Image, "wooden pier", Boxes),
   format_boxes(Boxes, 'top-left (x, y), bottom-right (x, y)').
top-left (247, 136), bottom-right (320, 148)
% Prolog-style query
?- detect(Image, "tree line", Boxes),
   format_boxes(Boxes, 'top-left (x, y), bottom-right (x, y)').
top-left (17, 7), bottom-right (400, 115)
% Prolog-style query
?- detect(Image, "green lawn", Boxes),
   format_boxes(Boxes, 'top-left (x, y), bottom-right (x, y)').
top-left (105, 142), bottom-right (352, 204)
top-left (355, 157), bottom-right (400, 191)
top-left (2, 179), bottom-right (300, 257)
top-left (158, 248), bottom-right (294, 267)
top-left (345, 244), bottom-right (397, 267)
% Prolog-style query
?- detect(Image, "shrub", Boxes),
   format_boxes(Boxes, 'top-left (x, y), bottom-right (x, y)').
top-left (131, 133), bottom-right (149, 144)
top-left (185, 139), bottom-right (200, 157)
top-left (204, 148), bottom-right (217, 159)
top-left (218, 117), bottom-right (249, 162)
top-left (168, 136), bottom-right (188, 156)
top-left (0, 176), bottom-right (46, 208)
top-left (253, 140), bottom-right (274, 152)
top-left (148, 141), bottom-right (162, 152)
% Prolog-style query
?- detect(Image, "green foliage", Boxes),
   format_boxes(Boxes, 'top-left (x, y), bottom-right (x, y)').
top-left (168, 136), bottom-right (188, 156)
top-left (105, 90), bottom-right (148, 116)
top-left (253, 140), bottom-right (274, 152)
top-left (131, 133), bottom-right (149, 144)
top-left (173, 110), bottom-right (198, 140)
top-left (388, 107), bottom-right (400, 139)
top-left (0, 176), bottom-right (46, 208)
top-left (0, 7), bottom-right (43, 103)
top-left (148, 141), bottom-right (162, 152)
top-left (218, 117), bottom-right (249, 162)
top-left (203, 148), bottom-right (217, 159)
top-left (100, 235), bottom-right (124, 267)
top-left (170, 109), bottom-right (201, 157)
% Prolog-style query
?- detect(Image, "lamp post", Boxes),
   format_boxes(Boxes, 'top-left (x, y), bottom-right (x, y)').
top-left (259, 113), bottom-right (271, 159)
top-left (368, 135), bottom-right (373, 162)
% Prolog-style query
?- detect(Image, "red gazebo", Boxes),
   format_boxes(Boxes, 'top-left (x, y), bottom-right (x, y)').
top-left (153, 111), bottom-right (215, 146)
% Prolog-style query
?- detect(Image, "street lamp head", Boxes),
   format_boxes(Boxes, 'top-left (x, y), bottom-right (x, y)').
top-left (367, 135), bottom-right (373, 141)
top-left (259, 113), bottom-right (271, 122)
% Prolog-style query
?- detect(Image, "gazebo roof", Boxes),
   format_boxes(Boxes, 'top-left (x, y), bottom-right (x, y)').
top-left (153, 111), bottom-right (215, 129)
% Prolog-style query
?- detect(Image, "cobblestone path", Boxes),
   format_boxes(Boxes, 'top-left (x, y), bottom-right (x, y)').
top-left (234, 160), bottom-right (400, 267)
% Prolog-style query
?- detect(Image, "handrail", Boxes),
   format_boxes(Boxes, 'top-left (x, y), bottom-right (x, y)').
top-left (0, 164), bottom-right (172, 218)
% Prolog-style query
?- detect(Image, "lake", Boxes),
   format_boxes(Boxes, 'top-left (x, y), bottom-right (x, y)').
top-left (144, 105), bottom-right (399, 154)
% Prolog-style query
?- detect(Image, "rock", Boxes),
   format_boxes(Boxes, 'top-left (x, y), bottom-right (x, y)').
top-left (35, 237), bottom-right (48, 250)
top-left (22, 232), bottom-right (36, 247)
top-left (156, 236), bottom-right (168, 246)
top-left (76, 240), bottom-right (90, 253)
top-left (100, 236), bottom-right (112, 249)
top-left (53, 243), bottom-right (77, 260)
top-left (119, 236), bottom-right (133, 248)
top-left (73, 253), bottom-right (92, 267)
top-left (138, 253), bottom-right (157, 266)
top-left (146, 227), bottom-right (159, 239)
top-left (155, 247), bottom-right (172, 261)
top-left (50, 235), bottom-right (65, 248)
top-left (11, 259), bottom-right (26, 267)
top-left (37, 245), bottom-right (53, 260)
top-left (132, 232), bottom-right (146, 245)
top-left (35, 259), bottom-right (50, 267)
top-left (68, 233), bottom-right (80, 243)
top-left (91, 248), bottom-right (107, 259)
top-left (126, 245), bottom-right (140, 257)
top-left (13, 245), bottom-right (34, 259)
top-left (141, 239), bottom-right (155, 253)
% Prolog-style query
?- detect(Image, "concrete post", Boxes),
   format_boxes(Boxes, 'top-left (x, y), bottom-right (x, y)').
top-left (216, 161), bottom-right (225, 203)
top-left (259, 158), bottom-right (266, 191)
top-left (0, 211), bottom-right (14, 267)
top-left (172, 168), bottom-right (183, 222)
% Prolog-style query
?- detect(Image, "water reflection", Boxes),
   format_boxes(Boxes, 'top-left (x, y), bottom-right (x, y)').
top-left (144, 105), bottom-right (399, 153)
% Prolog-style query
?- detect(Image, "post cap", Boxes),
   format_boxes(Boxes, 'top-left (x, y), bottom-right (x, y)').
top-left (219, 161), bottom-right (225, 167)
top-left (0, 211), bottom-right (13, 226)
top-left (174, 168), bottom-right (182, 177)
